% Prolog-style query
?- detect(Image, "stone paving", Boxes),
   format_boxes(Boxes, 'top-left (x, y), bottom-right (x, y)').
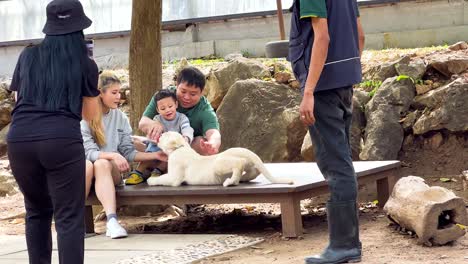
top-left (116, 235), bottom-right (264, 264)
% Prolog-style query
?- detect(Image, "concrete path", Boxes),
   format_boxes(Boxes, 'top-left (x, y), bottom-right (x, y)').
top-left (0, 234), bottom-right (261, 264)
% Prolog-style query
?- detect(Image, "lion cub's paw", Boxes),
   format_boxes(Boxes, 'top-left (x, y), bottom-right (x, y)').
top-left (146, 176), bottom-right (160, 186)
top-left (223, 178), bottom-right (236, 187)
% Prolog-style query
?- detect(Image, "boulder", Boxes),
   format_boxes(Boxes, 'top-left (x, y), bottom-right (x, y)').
top-left (395, 58), bottom-right (426, 80)
top-left (204, 58), bottom-right (271, 109)
top-left (0, 169), bottom-right (18, 197)
top-left (288, 79), bottom-right (301, 90)
top-left (0, 123), bottom-right (9, 156)
top-left (224, 53), bottom-right (244, 61)
top-left (217, 79), bottom-right (306, 162)
top-left (0, 83), bottom-right (10, 101)
top-left (366, 76), bottom-right (415, 115)
top-left (174, 57), bottom-right (190, 80)
top-left (400, 110), bottom-right (421, 132)
top-left (353, 89), bottom-right (370, 107)
top-left (360, 105), bottom-right (404, 161)
top-left (426, 51), bottom-right (468, 78)
top-left (415, 84), bottom-right (432, 95)
top-left (448, 41), bottom-right (468, 51)
top-left (361, 76), bottom-right (415, 160)
top-left (363, 56), bottom-right (410, 81)
top-left (0, 99), bottom-right (14, 130)
top-left (274, 71), bottom-right (292, 84)
top-left (412, 78), bottom-right (468, 134)
top-left (301, 132), bottom-right (314, 161)
top-left (0, 81), bottom-right (10, 92)
top-left (350, 97), bottom-right (365, 160)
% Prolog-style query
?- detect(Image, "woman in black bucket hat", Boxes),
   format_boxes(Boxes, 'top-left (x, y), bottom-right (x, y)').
top-left (7, 1), bottom-right (99, 263)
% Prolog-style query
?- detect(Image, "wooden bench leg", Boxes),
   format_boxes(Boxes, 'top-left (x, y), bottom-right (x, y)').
top-left (280, 194), bottom-right (303, 238)
top-left (85, 205), bottom-right (95, 234)
top-left (376, 169), bottom-right (399, 208)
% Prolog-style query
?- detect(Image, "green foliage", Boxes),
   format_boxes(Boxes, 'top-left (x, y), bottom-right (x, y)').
top-left (189, 58), bottom-right (224, 65)
top-left (359, 79), bottom-right (382, 95)
top-left (396, 75), bottom-right (424, 85)
top-left (368, 86), bottom-right (379, 98)
top-left (359, 79), bottom-right (382, 97)
top-left (396, 75), bottom-right (411, 82)
top-left (241, 50), bottom-right (252, 58)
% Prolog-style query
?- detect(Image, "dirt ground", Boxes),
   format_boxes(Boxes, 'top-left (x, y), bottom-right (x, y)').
top-left (0, 133), bottom-right (467, 263)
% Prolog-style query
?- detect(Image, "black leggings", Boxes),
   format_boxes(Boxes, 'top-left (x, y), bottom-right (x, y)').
top-left (8, 138), bottom-right (85, 264)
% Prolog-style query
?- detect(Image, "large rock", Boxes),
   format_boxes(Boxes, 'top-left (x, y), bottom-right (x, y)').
top-left (174, 57), bottom-right (190, 79)
top-left (0, 170), bottom-right (18, 197)
top-left (412, 78), bottom-right (468, 134)
top-left (162, 66), bottom-right (176, 89)
top-left (204, 58), bottom-right (271, 109)
top-left (400, 110), bottom-right (421, 132)
top-left (0, 124), bottom-right (9, 156)
top-left (361, 77), bottom-right (414, 160)
top-left (350, 97), bottom-right (365, 160)
top-left (0, 84), bottom-right (10, 101)
top-left (363, 56), bottom-right (410, 81)
top-left (353, 89), bottom-right (370, 107)
top-left (448, 41), bottom-right (468, 51)
top-left (366, 76), bottom-right (415, 115)
top-left (301, 132), bottom-right (314, 161)
top-left (0, 99), bottom-right (14, 130)
top-left (217, 80), bottom-right (307, 162)
top-left (360, 105), bottom-right (404, 161)
top-left (0, 81), bottom-right (10, 92)
top-left (395, 58), bottom-right (426, 80)
top-left (224, 53), bottom-right (243, 61)
top-left (426, 50), bottom-right (468, 77)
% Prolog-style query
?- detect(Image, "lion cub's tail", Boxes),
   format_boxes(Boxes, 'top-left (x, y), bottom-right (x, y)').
top-left (247, 151), bottom-right (294, 185)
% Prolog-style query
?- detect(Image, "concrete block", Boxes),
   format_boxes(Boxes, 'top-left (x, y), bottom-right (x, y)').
top-left (384, 176), bottom-right (468, 246)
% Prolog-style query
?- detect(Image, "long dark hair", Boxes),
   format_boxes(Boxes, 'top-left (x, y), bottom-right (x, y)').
top-left (19, 31), bottom-right (89, 112)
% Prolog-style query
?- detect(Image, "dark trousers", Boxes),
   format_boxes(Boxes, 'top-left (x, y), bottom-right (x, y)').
top-left (309, 86), bottom-right (358, 202)
top-left (8, 139), bottom-right (85, 264)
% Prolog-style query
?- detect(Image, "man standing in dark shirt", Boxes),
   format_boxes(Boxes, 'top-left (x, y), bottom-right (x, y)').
top-left (288, 1), bottom-right (365, 263)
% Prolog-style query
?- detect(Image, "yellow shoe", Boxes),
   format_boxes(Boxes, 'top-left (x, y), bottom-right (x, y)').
top-left (126, 171), bottom-right (144, 185)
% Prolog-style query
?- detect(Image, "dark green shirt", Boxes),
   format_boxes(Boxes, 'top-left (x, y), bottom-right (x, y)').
top-left (300, 0), bottom-right (359, 19)
top-left (142, 86), bottom-right (219, 137)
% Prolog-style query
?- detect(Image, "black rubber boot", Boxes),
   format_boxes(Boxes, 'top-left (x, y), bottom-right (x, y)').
top-left (305, 200), bottom-right (361, 264)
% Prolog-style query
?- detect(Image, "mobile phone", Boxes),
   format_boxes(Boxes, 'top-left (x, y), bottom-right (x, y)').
top-left (85, 39), bottom-right (94, 59)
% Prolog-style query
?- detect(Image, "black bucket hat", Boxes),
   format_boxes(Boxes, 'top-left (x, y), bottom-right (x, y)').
top-left (42, 0), bottom-right (92, 36)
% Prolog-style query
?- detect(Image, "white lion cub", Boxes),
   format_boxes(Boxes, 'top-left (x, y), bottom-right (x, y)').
top-left (147, 132), bottom-right (294, 187)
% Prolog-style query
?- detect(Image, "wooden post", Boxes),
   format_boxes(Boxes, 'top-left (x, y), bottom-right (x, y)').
top-left (85, 205), bottom-right (94, 234)
top-left (376, 168), bottom-right (400, 208)
top-left (280, 194), bottom-right (303, 238)
top-left (276, 0), bottom-right (286, 40)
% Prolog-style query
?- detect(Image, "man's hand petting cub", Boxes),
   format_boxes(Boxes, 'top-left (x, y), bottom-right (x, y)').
top-left (146, 132), bottom-right (294, 187)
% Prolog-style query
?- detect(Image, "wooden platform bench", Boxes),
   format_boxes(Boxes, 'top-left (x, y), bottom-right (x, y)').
top-left (85, 160), bottom-right (401, 238)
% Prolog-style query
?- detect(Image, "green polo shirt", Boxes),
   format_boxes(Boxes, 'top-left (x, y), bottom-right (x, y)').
top-left (142, 86), bottom-right (219, 137)
top-left (299, 0), bottom-right (360, 19)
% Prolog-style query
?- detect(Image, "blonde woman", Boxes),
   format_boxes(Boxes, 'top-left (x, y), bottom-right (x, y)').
top-left (81, 71), bottom-right (167, 238)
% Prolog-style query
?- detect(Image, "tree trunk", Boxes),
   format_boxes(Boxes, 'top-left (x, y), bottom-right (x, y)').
top-left (129, 0), bottom-right (162, 133)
